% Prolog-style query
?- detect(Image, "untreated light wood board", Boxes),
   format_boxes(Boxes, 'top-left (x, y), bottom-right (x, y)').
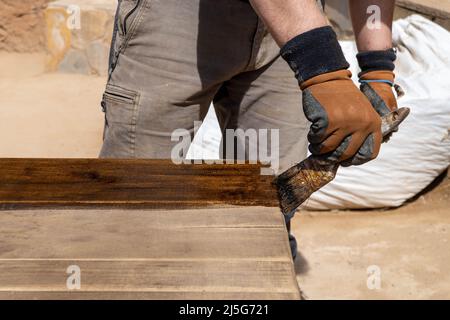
top-left (0, 159), bottom-right (279, 209)
top-left (0, 207), bottom-right (300, 300)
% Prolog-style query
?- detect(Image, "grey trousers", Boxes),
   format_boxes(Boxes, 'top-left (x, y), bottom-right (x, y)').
top-left (100, 0), bottom-right (309, 258)
top-left (100, 0), bottom-right (308, 173)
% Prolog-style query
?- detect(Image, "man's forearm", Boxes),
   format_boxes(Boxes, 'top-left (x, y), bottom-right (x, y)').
top-left (249, 0), bottom-right (328, 47)
top-left (349, 0), bottom-right (395, 52)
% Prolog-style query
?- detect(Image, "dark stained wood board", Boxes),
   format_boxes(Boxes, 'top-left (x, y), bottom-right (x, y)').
top-left (0, 158), bottom-right (279, 209)
top-left (0, 207), bottom-right (300, 300)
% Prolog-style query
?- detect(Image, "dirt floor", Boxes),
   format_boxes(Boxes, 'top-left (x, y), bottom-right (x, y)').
top-left (1, 52), bottom-right (449, 299)
top-left (294, 173), bottom-right (449, 299)
top-left (0, 52), bottom-right (105, 158)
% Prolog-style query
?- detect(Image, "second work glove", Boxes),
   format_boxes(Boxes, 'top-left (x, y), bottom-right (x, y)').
top-left (281, 26), bottom-right (382, 166)
top-left (357, 48), bottom-right (398, 116)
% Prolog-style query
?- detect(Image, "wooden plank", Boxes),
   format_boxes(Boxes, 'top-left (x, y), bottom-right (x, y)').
top-left (0, 208), bottom-right (300, 300)
top-left (0, 159), bottom-right (279, 209)
top-left (0, 260), bottom-right (299, 300)
top-left (0, 291), bottom-right (297, 300)
top-left (0, 208), bottom-right (290, 260)
top-left (397, 0), bottom-right (450, 19)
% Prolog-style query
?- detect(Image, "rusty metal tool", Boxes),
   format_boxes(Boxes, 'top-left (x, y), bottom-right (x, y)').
top-left (274, 107), bottom-right (410, 214)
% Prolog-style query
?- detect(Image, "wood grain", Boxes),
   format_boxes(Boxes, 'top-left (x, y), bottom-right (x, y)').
top-left (0, 260), bottom-right (298, 298)
top-left (0, 291), bottom-right (298, 300)
top-left (0, 158), bottom-right (279, 209)
top-left (0, 208), bottom-right (300, 300)
top-left (0, 208), bottom-right (289, 260)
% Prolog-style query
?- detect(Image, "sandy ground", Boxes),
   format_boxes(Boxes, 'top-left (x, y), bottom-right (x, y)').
top-left (1, 52), bottom-right (449, 299)
top-left (0, 52), bottom-right (105, 158)
top-left (294, 174), bottom-right (449, 299)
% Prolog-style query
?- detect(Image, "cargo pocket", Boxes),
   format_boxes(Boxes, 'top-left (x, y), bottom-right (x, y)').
top-left (100, 84), bottom-right (140, 158)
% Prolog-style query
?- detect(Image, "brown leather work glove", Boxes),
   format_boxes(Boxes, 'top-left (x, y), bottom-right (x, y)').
top-left (357, 49), bottom-right (398, 116)
top-left (357, 49), bottom-right (399, 140)
top-left (301, 69), bottom-right (382, 165)
top-left (360, 70), bottom-right (397, 114)
top-left (281, 26), bottom-right (382, 166)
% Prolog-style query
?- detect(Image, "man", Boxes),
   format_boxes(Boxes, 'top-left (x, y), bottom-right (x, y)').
top-left (100, 0), bottom-right (398, 259)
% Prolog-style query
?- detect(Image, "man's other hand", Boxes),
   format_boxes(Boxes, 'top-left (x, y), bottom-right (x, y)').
top-left (281, 26), bottom-right (382, 167)
top-left (301, 69), bottom-right (382, 166)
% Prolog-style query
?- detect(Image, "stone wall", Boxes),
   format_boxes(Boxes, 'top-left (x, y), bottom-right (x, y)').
top-left (325, 0), bottom-right (450, 39)
top-left (45, 0), bottom-right (117, 76)
top-left (0, 0), bottom-right (51, 52)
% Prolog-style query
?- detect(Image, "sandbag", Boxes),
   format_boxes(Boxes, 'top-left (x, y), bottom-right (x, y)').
top-left (189, 15), bottom-right (450, 209)
top-left (303, 15), bottom-right (450, 209)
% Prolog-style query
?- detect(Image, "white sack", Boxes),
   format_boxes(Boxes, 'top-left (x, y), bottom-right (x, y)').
top-left (303, 15), bottom-right (450, 209)
top-left (189, 15), bottom-right (450, 209)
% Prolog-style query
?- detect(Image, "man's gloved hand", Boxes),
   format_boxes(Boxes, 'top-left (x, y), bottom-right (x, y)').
top-left (300, 69), bottom-right (382, 165)
top-left (357, 49), bottom-right (398, 116)
top-left (281, 26), bottom-right (382, 166)
top-left (357, 49), bottom-right (398, 140)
